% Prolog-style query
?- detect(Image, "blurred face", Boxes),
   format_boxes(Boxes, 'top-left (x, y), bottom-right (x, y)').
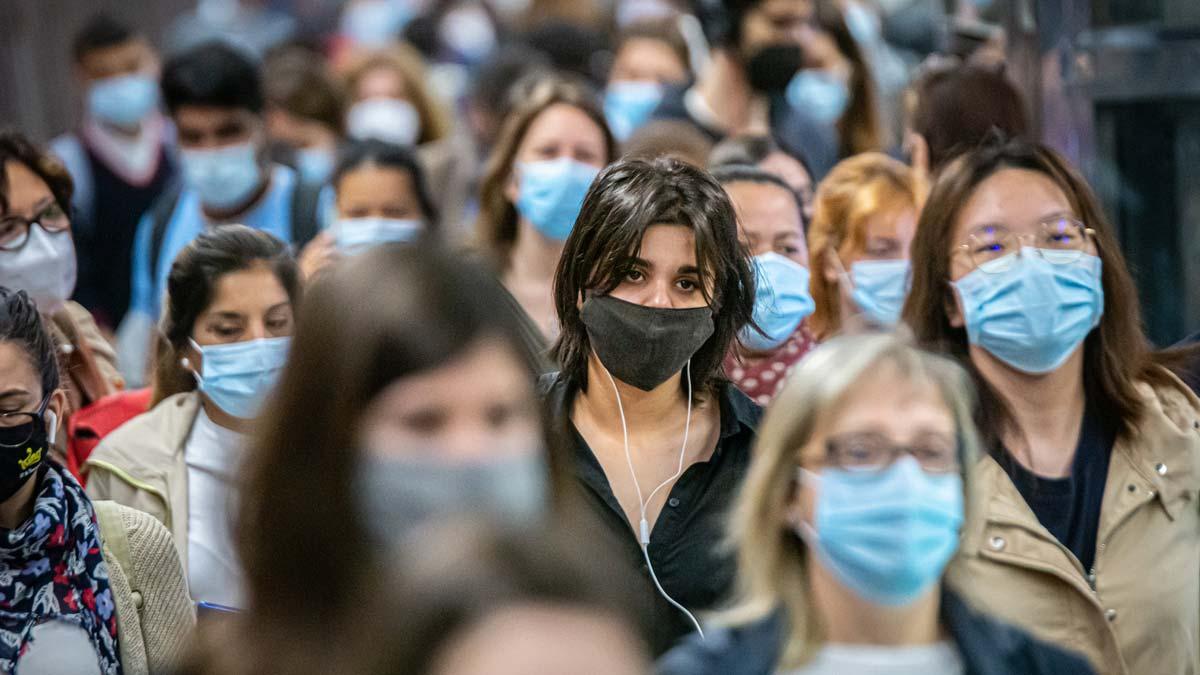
top-left (430, 604), bottom-right (648, 675)
top-left (790, 366), bottom-right (956, 524)
top-left (759, 151), bottom-right (814, 220)
top-left (358, 338), bottom-right (542, 462)
top-left (608, 224), bottom-right (708, 309)
top-left (355, 65), bottom-right (408, 102)
top-left (725, 180), bottom-right (807, 263)
top-left (75, 38), bottom-right (158, 85)
top-left (739, 0), bottom-right (814, 54)
top-left (265, 107), bottom-right (338, 151)
top-left (608, 38), bottom-right (688, 85)
top-left (0, 161), bottom-right (71, 243)
top-left (336, 164), bottom-right (422, 220)
top-left (946, 168), bottom-right (1091, 327)
top-left (189, 264), bottom-right (294, 351)
top-left (174, 105), bottom-right (262, 151)
top-left (504, 104), bottom-right (607, 202)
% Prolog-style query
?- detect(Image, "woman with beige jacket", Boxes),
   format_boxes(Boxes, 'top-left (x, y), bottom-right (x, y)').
top-left (0, 287), bottom-right (192, 674)
top-left (904, 137), bottom-right (1199, 674)
top-left (87, 226), bottom-right (299, 611)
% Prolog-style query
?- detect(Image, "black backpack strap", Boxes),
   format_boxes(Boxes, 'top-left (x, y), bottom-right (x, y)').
top-left (147, 182), bottom-right (184, 286)
top-left (289, 180), bottom-right (324, 247)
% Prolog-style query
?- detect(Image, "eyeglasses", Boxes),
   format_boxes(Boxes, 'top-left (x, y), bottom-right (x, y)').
top-left (821, 431), bottom-right (960, 474)
top-left (0, 203), bottom-right (70, 252)
top-left (957, 216), bottom-right (1096, 273)
top-left (0, 395), bottom-right (51, 448)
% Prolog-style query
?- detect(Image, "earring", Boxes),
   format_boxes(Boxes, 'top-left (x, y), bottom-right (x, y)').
top-left (181, 357), bottom-right (190, 368)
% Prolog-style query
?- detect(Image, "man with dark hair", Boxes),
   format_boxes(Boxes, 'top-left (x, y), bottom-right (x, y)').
top-left (50, 13), bottom-right (177, 331)
top-left (650, 0), bottom-right (838, 177)
top-left (116, 41), bottom-right (325, 386)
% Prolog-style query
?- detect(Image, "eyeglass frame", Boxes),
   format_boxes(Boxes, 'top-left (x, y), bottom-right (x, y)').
top-left (807, 431), bottom-right (962, 475)
top-left (953, 215), bottom-right (1097, 274)
top-left (0, 202), bottom-right (71, 253)
top-left (0, 394), bottom-right (52, 448)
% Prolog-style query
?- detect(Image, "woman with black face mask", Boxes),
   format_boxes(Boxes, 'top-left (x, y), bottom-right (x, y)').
top-left (546, 157), bottom-right (759, 656)
top-left (0, 287), bottom-right (193, 675)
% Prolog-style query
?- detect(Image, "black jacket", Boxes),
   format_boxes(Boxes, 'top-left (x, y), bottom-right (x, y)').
top-left (656, 589), bottom-right (1096, 675)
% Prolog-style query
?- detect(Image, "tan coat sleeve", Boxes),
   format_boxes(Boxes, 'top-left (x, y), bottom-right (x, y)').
top-left (121, 506), bottom-right (195, 673)
top-left (86, 465), bottom-right (171, 530)
top-left (62, 301), bottom-right (123, 389)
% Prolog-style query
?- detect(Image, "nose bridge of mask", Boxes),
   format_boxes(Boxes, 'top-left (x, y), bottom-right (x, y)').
top-left (190, 337), bottom-right (289, 378)
top-left (334, 217), bottom-right (423, 252)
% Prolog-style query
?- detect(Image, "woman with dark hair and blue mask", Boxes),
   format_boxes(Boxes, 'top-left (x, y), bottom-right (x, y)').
top-left (297, 139), bottom-right (438, 279)
top-left (546, 156), bottom-right (759, 656)
top-left (87, 225), bottom-right (300, 611)
top-left (713, 165), bottom-right (817, 406)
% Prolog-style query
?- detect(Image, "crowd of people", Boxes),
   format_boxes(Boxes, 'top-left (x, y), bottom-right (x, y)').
top-left (0, 0), bottom-right (1196, 674)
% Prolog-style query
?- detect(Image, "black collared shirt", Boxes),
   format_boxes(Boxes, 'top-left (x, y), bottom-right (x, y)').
top-left (543, 373), bottom-right (761, 656)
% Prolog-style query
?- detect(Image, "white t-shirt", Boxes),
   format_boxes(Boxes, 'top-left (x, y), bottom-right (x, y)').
top-left (780, 641), bottom-right (964, 675)
top-left (20, 619), bottom-right (103, 675)
top-left (184, 408), bottom-right (245, 608)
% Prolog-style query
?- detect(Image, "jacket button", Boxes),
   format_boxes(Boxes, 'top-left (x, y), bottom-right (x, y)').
top-left (1127, 484), bottom-right (1137, 493)
top-left (668, 498), bottom-right (680, 508)
top-left (1104, 609), bottom-right (1117, 622)
top-left (1155, 463), bottom-right (1168, 475)
top-left (988, 536), bottom-right (1006, 551)
top-left (132, 590), bottom-right (144, 608)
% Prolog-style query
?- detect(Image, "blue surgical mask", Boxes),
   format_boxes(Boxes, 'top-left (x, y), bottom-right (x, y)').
top-left (798, 456), bottom-right (963, 606)
top-left (604, 80), bottom-right (664, 141)
top-left (742, 253), bottom-right (814, 351)
top-left (515, 158), bottom-right (600, 241)
top-left (848, 259), bottom-right (910, 327)
top-left (180, 142), bottom-right (263, 212)
top-left (333, 217), bottom-right (423, 255)
top-left (88, 74), bottom-right (159, 128)
top-left (787, 69), bottom-right (850, 125)
top-left (953, 248), bottom-right (1103, 374)
top-left (295, 147), bottom-right (335, 184)
top-left (189, 336), bottom-right (291, 419)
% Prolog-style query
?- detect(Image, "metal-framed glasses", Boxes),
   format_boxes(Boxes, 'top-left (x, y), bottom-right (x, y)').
top-left (0, 395), bottom-right (51, 448)
top-left (958, 216), bottom-right (1096, 274)
top-left (0, 202), bottom-right (70, 252)
top-left (822, 431), bottom-right (960, 474)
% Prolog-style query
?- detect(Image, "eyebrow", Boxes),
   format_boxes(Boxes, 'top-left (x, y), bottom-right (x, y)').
top-left (207, 311), bottom-right (246, 321)
top-left (264, 302), bottom-right (292, 314)
top-left (0, 388), bottom-right (31, 399)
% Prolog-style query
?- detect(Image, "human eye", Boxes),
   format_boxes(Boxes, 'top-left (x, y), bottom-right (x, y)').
top-left (676, 277), bottom-right (699, 292)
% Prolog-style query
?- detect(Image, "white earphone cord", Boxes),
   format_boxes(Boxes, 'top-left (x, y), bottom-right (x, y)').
top-left (604, 361), bottom-right (705, 639)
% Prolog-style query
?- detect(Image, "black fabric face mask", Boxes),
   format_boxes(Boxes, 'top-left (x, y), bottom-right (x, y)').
top-left (581, 295), bottom-right (715, 392)
top-left (745, 43), bottom-right (805, 94)
top-left (0, 416), bottom-right (49, 503)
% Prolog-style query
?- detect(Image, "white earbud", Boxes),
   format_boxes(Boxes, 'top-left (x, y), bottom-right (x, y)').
top-left (45, 410), bottom-right (58, 443)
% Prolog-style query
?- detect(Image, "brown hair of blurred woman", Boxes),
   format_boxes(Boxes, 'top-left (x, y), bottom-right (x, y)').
top-left (209, 244), bottom-right (577, 675)
top-left (474, 75), bottom-right (617, 272)
top-left (815, 0), bottom-right (883, 157)
top-left (341, 44), bottom-right (452, 145)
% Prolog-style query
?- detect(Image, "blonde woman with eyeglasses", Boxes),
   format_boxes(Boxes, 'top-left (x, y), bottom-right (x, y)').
top-left (658, 334), bottom-right (1094, 675)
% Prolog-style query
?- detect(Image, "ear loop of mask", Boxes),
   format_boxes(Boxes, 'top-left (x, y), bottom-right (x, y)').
top-left (603, 359), bottom-right (705, 639)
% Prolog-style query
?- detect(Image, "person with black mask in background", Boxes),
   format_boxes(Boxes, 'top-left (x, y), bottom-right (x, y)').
top-left (544, 157), bottom-right (759, 656)
top-left (651, 0), bottom-right (838, 178)
top-left (51, 14), bottom-right (178, 332)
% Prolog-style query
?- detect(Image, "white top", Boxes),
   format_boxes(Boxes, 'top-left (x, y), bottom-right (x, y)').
top-left (19, 619), bottom-right (103, 675)
top-left (184, 408), bottom-right (245, 608)
top-left (780, 641), bottom-right (964, 675)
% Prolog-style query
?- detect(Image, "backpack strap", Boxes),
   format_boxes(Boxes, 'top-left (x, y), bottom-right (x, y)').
top-left (94, 500), bottom-right (138, 596)
top-left (146, 183), bottom-right (184, 289)
top-left (288, 179), bottom-right (323, 247)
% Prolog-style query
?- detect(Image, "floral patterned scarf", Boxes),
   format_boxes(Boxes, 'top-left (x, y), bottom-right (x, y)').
top-left (0, 461), bottom-right (120, 674)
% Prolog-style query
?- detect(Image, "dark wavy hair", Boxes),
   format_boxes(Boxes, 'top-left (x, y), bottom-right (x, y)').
top-left (0, 130), bottom-right (73, 216)
top-left (152, 225), bottom-right (300, 406)
top-left (553, 157), bottom-right (756, 397)
top-left (0, 288), bottom-right (60, 398)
